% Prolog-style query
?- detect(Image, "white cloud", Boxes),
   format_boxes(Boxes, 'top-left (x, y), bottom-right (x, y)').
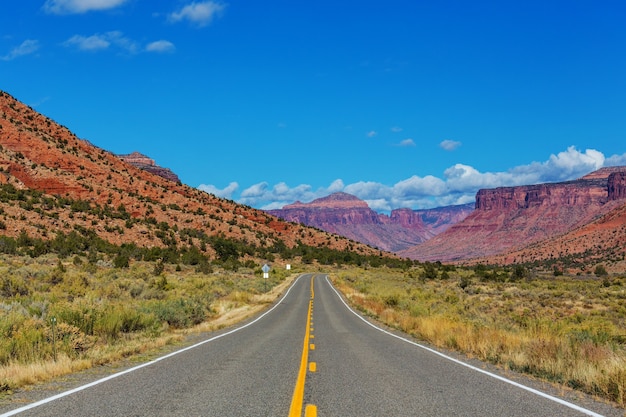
top-left (63, 32), bottom-right (141, 53)
top-left (327, 179), bottom-right (345, 193)
top-left (605, 152), bottom-right (626, 166)
top-left (63, 34), bottom-right (110, 51)
top-left (198, 182), bottom-right (238, 199)
top-left (107, 31), bottom-right (138, 53)
top-left (393, 175), bottom-right (447, 197)
top-left (344, 181), bottom-right (391, 200)
top-left (364, 199), bottom-right (392, 212)
top-left (1, 39), bottom-right (40, 61)
top-left (390, 126), bottom-right (403, 133)
top-left (444, 164), bottom-right (513, 192)
top-left (440, 139), bottom-right (461, 151)
top-left (169, 1), bottom-right (226, 27)
top-left (366, 130), bottom-right (377, 138)
top-left (43, 0), bottom-right (129, 14)
top-left (146, 40), bottom-right (175, 53)
top-left (543, 146), bottom-right (604, 180)
top-left (197, 146), bottom-right (620, 212)
top-left (397, 138), bottom-right (415, 147)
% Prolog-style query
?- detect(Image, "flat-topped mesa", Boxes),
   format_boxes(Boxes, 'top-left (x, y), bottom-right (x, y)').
top-left (284, 192), bottom-right (370, 210)
top-left (475, 180), bottom-right (609, 211)
top-left (475, 168), bottom-right (626, 211)
top-left (401, 166), bottom-right (626, 263)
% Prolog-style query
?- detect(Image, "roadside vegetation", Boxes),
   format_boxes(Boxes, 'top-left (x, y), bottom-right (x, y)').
top-left (0, 216), bottom-right (407, 396)
top-left (0, 253), bottom-right (299, 394)
top-left (1, 217), bottom-right (624, 409)
top-left (332, 263), bottom-right (626, 407)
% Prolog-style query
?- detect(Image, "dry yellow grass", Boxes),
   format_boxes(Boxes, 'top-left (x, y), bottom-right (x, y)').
top-left (0, 355), bottom-right (91, 391)
top-left (0, 255), bottom-right (299, 395)
top-left (333, 266), bottom-right (626, 407)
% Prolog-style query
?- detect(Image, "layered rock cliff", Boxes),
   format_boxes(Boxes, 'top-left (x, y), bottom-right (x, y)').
top-left (267, 193), bottom-right (472, 252)
top-left (399, 167), bottom-right (626, 262)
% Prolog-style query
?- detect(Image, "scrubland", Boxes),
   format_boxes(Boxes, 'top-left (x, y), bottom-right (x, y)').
top-left (2, 254), bottom-right (625, 409)
top-left (332, 265), bottom-right (626, 407)
top-left (0, 254), bottom-right (293, 394)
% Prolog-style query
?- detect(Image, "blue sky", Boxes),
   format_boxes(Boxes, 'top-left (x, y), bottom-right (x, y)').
top-left (2, 1), bottom-right (626, 213)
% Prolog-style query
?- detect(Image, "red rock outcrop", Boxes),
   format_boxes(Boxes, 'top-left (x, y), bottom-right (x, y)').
top-left (118, 151), bottom-right (181, 183)
top-left (399, 168), bottom-right (626, 263)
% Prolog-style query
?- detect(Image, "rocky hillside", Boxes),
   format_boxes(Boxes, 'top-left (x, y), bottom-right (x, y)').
top-left (267, 192), bottom-right (473, 252)
top-left (399, 167), bottom-right (626, 270)
top-left (0, 90), bottom-right (382, 261)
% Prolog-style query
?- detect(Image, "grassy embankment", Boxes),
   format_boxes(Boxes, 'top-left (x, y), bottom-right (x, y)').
top-left (332, 265), bottom-right (626, 407)
top-left (0, 253), bottom-right (296, 394)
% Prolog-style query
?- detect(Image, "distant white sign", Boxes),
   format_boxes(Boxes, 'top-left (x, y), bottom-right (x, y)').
top-left (262, 264), bottom-right (270, 273)
top-left (286, 264), bottom-right (291, 270)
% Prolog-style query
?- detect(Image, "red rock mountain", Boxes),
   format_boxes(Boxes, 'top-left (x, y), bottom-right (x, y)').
top-left (267, 192), bottom-right (473, 252)
top-left (0, 90), bottom-right (380, 258)
top-left (399, 167), bottom-right (626, 270)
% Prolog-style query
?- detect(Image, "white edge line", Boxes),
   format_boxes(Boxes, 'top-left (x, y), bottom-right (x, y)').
top-left (323, 275), bottom-right (606, 417)
top-left (0, 274), bottom-right (307, 417)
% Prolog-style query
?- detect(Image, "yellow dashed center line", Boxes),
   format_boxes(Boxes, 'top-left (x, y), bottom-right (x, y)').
top-left (289, 276), bottom-right (318, 417)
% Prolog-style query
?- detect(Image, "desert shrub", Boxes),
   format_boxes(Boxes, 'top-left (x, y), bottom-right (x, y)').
top-left (0, 236), bottom-right (17, 254)
top-left (421, 262), bottom-right (438, 280)
top-left (47, 322), bottom-right (95, 355)
top-left (94, 304), bottom-right (158, 340)
top-left (384, 294), bottom-right (400, 307)
top-left (209, 235), bottom-right (240, 262)
top-left (510, 265), bottom-right (527, 281)
top-left (594, 265), bottom-right (608, 277)
top-left (52, 305), bottom-right (97, 336)
top-left (0, 306), bottom-right (47, 364)
top-left (459, 276), bottom-right (472, 291)
top-left (181, 245), bottom-right (206, 266)
top-left (129, 282), bottom-right (144, 298)
top-left (152, 260), bottom-right (165, 276)
top-left (147, 298), bottom-right (209, 329)
top-left (0, 275), bottom-right (29, 297)
top-left (113, 253), bottom-right (130, 268)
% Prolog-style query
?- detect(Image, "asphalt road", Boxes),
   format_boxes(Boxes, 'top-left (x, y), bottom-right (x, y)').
top-left (1, 273), bottom-right (622, 417)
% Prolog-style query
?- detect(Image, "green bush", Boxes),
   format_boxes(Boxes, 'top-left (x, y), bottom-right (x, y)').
top-left (147, 298), bottom-right (209, 329)
top-left (94, 304), bottom-right (158, 340)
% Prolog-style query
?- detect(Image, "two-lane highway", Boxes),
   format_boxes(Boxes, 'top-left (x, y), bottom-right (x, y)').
top-left (305, 276), bottom-right (621, 416)
top-left (1, 274), bottom-right (622, 417)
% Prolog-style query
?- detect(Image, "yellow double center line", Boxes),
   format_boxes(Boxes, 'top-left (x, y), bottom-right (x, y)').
top-left (288, 275), bottom-right (317, 417)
